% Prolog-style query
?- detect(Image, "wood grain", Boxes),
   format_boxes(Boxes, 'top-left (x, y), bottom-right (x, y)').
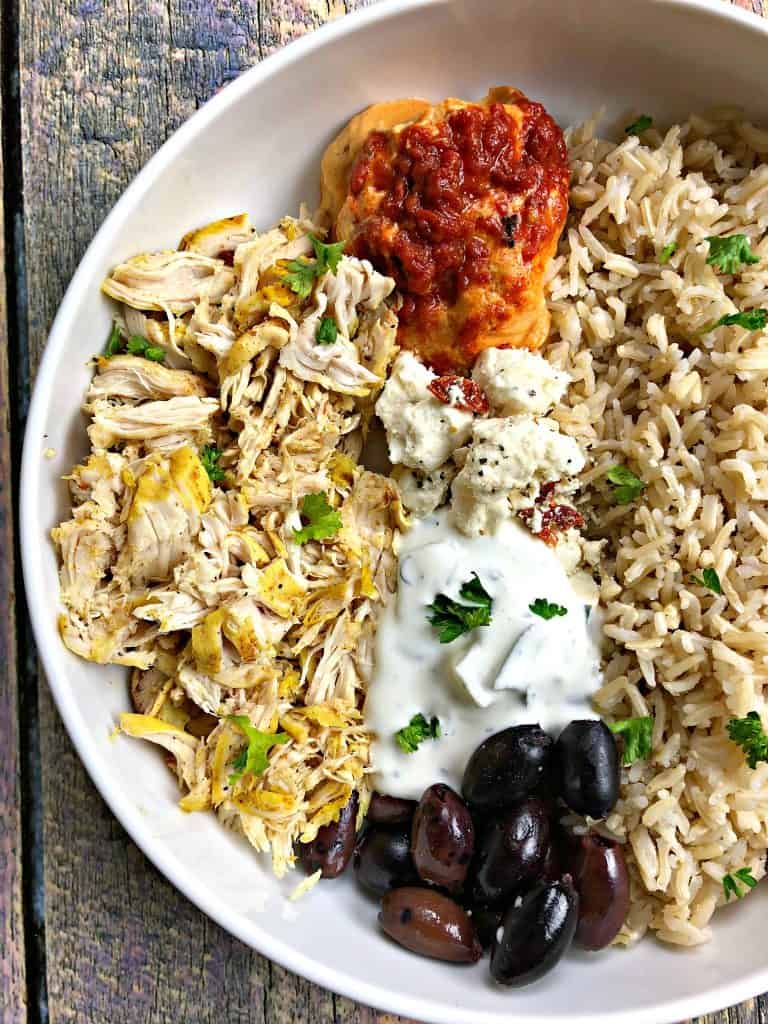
top-left (0, 30), bottom-right (28, 1024)
top-left (9, 0), bottom-right (768, 1022)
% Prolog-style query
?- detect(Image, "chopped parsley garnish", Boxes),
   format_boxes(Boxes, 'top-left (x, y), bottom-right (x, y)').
top-left (722, 867), bottom-right (757, 901)
top-left (292, 491), bottom-right (342, 545)
top-left (227, 715), bottom-right (289, 786)
top-left (200, 445), bottom-right (226, 483)
top-left (104, 322), bottom-right (122, 357)
top-left (727, 711), bottom-right (768, 768)
top-left (608, 716), bottom-right (653, 765)
top-left (395, 713), bottom-right (441, 754)
top-left (125, 334), bottom-right (165, 362)
top-left (529, 598), bottom-right (568, 621)
top-left (316, 316), bottom-right (338, 345)
top-left (625, 114), bottom-right (653, 135)
top-left (690, 568), bottom-right (722, 595)
top-left (606, 464), bottom-right (645, 505)
top-left (283, 234), bottom-right (346, 299)
top-left (708, 309), bottom-right (768, 332)
top-left (658, 242), bottom-right (677, 264)
top-left (426, 574), bottom-right (493, 643)
top-left (705, 234), bottom-right (760, 274)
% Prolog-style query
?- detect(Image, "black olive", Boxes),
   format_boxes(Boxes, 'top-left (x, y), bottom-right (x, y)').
top-left (411, 784), bottom-right (475, 893)
top-left (555, 720), bottom-right (620, 818)
top-left (565, 831), bottom-right (630, 950)
top-left (490, 877), bottom-right (579, 987)
top-left (462, 725), bottom-right (554, 811)
top-left (297, 791), bottom-right (358, 878)
top-left (354, 825), bottom-right (418, 897)
top-left (367, 792), bottom-right (417, 826)
top-left (469, 904), bottom-right (504, 950)
top-left (469, 798), bottom-right (550, 905)
top-left (380, 887), bottom-right (482, 963)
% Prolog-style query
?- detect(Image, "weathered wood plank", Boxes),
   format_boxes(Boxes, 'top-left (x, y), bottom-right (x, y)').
top-left (0, 21), bottom-right (29, 1021)
top-left (14, 0), bottom-right (767, 1022)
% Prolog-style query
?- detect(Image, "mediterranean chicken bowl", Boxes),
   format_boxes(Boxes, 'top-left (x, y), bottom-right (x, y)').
top-left (49, 80), bottom-right (768, 988)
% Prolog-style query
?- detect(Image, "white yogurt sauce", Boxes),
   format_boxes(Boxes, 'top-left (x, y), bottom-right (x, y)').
top-left (367, 511), bottom-right (603, 799)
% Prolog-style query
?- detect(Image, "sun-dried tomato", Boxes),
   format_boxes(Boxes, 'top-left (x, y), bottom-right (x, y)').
top-left (519, 489), bottom-right (585, 547)
top-left (428, 374), bottom-right (489, 414)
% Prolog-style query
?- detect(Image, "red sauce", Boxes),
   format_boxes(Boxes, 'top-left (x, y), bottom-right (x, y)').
top-left (349, 101), bottom-right (568, 352)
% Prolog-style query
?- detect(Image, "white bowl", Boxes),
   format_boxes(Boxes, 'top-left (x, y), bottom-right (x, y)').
top-left (21, 0), bottom-right (768, 1020)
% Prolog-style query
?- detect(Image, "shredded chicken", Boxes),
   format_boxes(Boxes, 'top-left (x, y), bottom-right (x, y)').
top-left (54, 209), bottom-right (401, 877)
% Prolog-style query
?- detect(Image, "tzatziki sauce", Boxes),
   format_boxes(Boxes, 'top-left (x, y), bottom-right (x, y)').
top-left (367, 511), bottom-right (603, 799)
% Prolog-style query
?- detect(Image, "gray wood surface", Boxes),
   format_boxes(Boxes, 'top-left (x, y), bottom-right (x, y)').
top-left (2, 0), bottom-right (766, 1021)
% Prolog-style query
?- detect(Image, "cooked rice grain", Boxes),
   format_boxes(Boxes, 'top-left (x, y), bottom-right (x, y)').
top-left (548, 110), bottom-right (768, 946)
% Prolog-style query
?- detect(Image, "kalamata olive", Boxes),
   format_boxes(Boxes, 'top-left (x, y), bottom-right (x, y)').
top-left (490, 877), bottom-right (579, 987)
top-left (354, 826), bottom-right (418, 897)
top-left (469, 904), bottom-right (503, 950)
top-left (298, 791), bottom-right (358, 878)
top-left (566, 832), bottom-right (630, 950)
top-left (380, 887), bottom-right (482, 963)
top-left (470, 798), bottom-right (550, 905)
top-left (540, 835), bottom-right (564, 883)
top-left (555, 720), bottom-right (620, 818)
top-left (462, 725), bottom-right (554, 811)
top-left (368, 792), bottom-right (417, 826)
top-left (412, 784), bottom-right (475, 893)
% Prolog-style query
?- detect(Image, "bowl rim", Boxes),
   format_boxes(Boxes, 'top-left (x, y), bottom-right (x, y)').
top-left (19, 0), bottom-right (768, 1020)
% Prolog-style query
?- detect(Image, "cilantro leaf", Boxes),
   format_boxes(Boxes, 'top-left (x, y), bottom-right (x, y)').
top-left (727, 711), bottom-right (768, 769)
top-left (293, 491), bottom-right (342, 545)
top-left (426, 574), bottom-right (493, 643)
top-left (625, 114), bottom-right (653, 135)
top-left (705, 234), bottom-right (760, 274)
top-left (144, 346), bottom-right (166, 362)
top-left (127, 335), bottom-right (149, 355)
top-left (310, 233), bottom-right (345, 276)
top-left (723, 866), bottom-right (757, 901)
top-left (608, 716), bottom-right (653, 765)
top-left (283, 258), bottom-right (317, 300)
top-left (606, 464), bottom-right (645, 505)
top-left (690, 568), bottom-right (722, 595)
top-left (395, 713), bottom-right (441, 754)
top-left (227, 716), bottom-right (289, 785)
top-left (316, 316), bottom-right (338, 345)
top-left (658, 242), bottom-right (677, 264)
top-left (529, 598), bottom-right (568, 621)
top-left (704, 309), bottom-right (768, 333)
top-left (200, 444), bottom-right (226, 483)
top-left (105, 322), bottom-right (122, 357)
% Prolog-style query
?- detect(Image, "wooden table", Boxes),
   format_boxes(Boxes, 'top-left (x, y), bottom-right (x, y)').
top-left (2, 0), bottom-right (768, 1020)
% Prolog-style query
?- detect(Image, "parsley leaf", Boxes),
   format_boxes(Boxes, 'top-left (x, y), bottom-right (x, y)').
top-left (426, 574), bottom-right (493, 643)
top-left (727, 711), bottom-right (768, 769)
top-left (625, 114), bottom-right (653, 135)
top-left (529, 598), bottom-right (568, 621)
top-left (723, 866), bottom-right (758, 901)
top-left (658, 242), bottom-right (677, 264)
top-left (608, 716), bottom-right (653, 765)
top-left (200, 445), bottom-right (226, 483)
top-left (104, 322), bottom-right (122, 357)
top-left (283, 258), bottom-right (317, 300)
top-left (395, 713), bottom-right (441, 754)
top-left (705, 234), bottom-right (760, 274)
top-left (316, 316), bottom-right (338, 345)
top-left (705, 309), bottom-right (768, 333)
top-left (227, 716), bottom-right (289, 786)
top-left (282, 234), bottom-right (346, 299)
top-left (690, 568), bottom-right (722, 595)
top-left (311, 233), bottom-right (345, 276)
top-left (293, 491), bottom-right (342, 545)
top-left (606, 464), bottom-right (645, 505)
